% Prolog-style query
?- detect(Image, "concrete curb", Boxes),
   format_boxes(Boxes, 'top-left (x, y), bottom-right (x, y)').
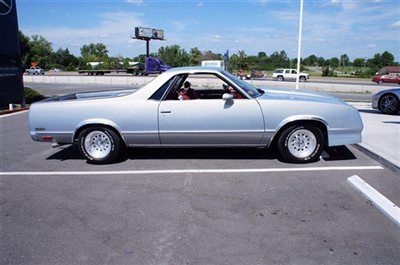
top-left (353, 144), bottom-right (400, 173)
top-left (0, 107), bottom-right (29, 116)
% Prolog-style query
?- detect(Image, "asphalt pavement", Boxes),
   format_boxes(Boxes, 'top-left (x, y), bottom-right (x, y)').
top-left (1, 111), bottom-right (399, 265)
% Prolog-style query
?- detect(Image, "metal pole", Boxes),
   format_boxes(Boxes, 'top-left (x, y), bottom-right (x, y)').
top-left (146, 39), bottom-right (150, 57)
top-left (295, 0), bottom-right (304, 90)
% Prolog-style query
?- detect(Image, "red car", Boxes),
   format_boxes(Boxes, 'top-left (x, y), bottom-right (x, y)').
top-left (372, 74), bottom-right (400, 85)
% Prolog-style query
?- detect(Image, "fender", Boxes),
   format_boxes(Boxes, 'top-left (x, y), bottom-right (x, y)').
top-left (73, 118), bottom-right (128, 145)
top-left (267, 115), bottom-right (329, 146)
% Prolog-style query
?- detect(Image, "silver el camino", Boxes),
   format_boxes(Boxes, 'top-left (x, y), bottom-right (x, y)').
top-left (29, 67), bottom-right (363, 164)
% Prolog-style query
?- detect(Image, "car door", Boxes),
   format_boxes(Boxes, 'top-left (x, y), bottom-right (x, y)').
top-left (158, 75), bottom-right (265, 146)
top-left (291, 69), bottom-right (297, 80)
top-left (284, 69), bottom-right (291, 80)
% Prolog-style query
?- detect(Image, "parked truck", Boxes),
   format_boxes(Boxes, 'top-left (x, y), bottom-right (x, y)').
top-left (25, 67), bottom-right (45, 75)
top-left (78, 57), bottom-right (171, 76)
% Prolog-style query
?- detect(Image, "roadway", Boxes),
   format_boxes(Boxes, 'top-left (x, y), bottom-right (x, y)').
top-left (25, 82), bottom-right (373, 102)
top-left (1, 111), bottom-right (399, 264)
top-left (42, 72), bottom-right (400, 87)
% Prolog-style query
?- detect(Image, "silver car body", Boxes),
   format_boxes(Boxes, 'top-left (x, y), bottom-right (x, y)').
top-left (29, 67), bottom-right (363, 148)
top-left (372, 88), bottom-right (400, 110)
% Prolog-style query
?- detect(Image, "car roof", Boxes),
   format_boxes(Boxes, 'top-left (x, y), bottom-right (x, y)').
top-left (164, 66), bottom-right (225, 75)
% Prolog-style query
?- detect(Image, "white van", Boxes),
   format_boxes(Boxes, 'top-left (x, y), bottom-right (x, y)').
top-left (201, 60), bottom-right (225, 69)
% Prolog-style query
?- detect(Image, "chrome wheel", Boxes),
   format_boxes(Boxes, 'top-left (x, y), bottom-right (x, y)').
top-left (379, 95), bottom-right (398, 114)
top-left (84, 131), bottom-right (112, 159)
top-left (287, 129), bottom-right (317, 159)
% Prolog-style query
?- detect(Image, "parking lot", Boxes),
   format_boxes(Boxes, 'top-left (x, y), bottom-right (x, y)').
top-left (1, 111), bottom-right (399, 265)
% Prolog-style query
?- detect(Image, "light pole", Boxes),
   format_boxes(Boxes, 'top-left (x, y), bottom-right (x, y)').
top-left (295, 0), bottom-right (304, 90)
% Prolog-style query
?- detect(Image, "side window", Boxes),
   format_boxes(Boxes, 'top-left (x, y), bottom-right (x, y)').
top-left (291, 70), bottom-right (297, 74)
top-left (285, 70), bottom-right (290, 74)
top-left (149, 76), bottom-right (175, 100)
top-left (163, 73), bottom-right (245, 100)
top-left (164, 74), bottom-right (187, 100)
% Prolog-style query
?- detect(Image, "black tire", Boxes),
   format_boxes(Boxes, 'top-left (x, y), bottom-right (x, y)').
top-left (378, 93), bottom-right (400, 114)
top-left (277, 75), bottom-right (284, 81)
top-left (378, 80), bottom-right (383, 85)
top-left (299, 76), bottom-right (306, 82)
top-left (277, 125), bottom-right (324, 163)
top-left (78, 127), bottom-right (123, 164)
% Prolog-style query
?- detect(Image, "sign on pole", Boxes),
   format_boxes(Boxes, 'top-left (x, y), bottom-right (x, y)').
top-left (134, 27), bottom-right (165, 40)
top-left (0, 0), bottom-right (25, 106)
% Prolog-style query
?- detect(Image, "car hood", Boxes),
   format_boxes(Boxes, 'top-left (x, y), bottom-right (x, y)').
top-left (258, 87), bottom-right (347, 106)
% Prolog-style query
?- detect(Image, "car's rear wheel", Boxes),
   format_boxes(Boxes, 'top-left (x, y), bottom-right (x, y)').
top-left (277, 76), bottom-right (284, 81)
top-left (277, 125), bottom-right (324, 163)
top-left (378, 94), bottom-right (400, 114)
top-left (78, 127), bottom-right (122, 164)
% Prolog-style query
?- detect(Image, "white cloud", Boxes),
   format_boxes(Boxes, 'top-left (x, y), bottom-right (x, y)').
top-left (212, 35), bottom-right (221, 42)
top-left (171, 21), bottom-right (187, 31)
top-left (126, 0), bottom-right (143, 5)
top-left (330, 0), bottom-right (358, 10)
top-left (366, 44), bottom-right (377, 48)
top-left (197, 2), bottom-right (204, 7)
top-left (259, 0), bottom-right (268, 6)
top-left (390, 21), bottom-right (400, 29)
top-left (21, 11), bottom-right (144, 56)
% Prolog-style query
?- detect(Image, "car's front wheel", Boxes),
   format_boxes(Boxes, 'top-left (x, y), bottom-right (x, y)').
top-left (277, 76), bottom-right (284, 81)
top-left (378, 80), bottom-right (383, 85)
top-left (378, 94), bottom-right (400, 114)
top-left (277, 125), bottom-right (324, 163)
top-left (78, 127), bottom-right (123, 164)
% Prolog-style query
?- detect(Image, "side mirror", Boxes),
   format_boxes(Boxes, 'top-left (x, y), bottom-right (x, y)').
top-left (222, 93), bottom-right (234, 100)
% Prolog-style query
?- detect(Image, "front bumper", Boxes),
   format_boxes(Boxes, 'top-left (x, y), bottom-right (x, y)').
top-left (372, 96), bottom-right (379, 109)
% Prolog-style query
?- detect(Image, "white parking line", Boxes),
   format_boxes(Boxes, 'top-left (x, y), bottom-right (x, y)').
top-left (0, 165), bottom-right (383, 176)
top-left (0, 110), bottom-right (28, 118)
top-left (348, 175), bottom-right (400, 227)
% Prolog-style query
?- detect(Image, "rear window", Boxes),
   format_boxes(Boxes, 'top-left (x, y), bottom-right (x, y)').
top-left (274, 69), bottom-right (283, 74)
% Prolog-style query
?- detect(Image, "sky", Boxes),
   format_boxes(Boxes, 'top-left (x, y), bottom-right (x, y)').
top-left (16, 0), bottom-right (400, 60)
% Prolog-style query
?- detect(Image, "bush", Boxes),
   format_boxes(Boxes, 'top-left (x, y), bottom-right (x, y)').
top-left (321, 67), bottom-right (337, 77)
top-left (24, 87), bottom-right (44, 104)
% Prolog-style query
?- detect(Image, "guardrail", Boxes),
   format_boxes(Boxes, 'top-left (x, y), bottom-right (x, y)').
top-left (23, 75), bottom-right (383, 94)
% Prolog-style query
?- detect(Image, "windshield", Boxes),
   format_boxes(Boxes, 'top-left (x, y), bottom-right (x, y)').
top-left (222, 70), bottom-right (262, 98)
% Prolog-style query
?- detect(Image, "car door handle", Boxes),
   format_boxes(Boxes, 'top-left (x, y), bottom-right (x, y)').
top-left (160, 110), bottom-right (171, 114)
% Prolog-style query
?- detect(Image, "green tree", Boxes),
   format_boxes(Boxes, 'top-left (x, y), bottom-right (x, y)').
top-left (19, 31), bottom-right (32, 69)
top-left (50, 48), bottom-right (79, 70)
top-left (380, 51), bottom-right (394, 67)
top-left (189, 47), bottom-right (203, 66)
top-left (29, 35), bottom-right (53, 69)
top-left (303, 54), bottom-right (318, 66)
top-left (257, 52), bottom-right (267, 58)
top-left (236, 50), bottom-right (249, 70)
top-left (340, 54), bottom-right (350, 67)
top-left (317, 57), bottom-right (325, 67)
top-left (80, 43), bottom-right (109, 63)
top-left (353, 58), bottom-right (366, 68)
top-left (202, 50), bottom-right (223, 60)
top-left (268, 51), bottom-right (290, 69)
top-left (158, 45), bottom-right (190, 67)
top-left (329, 57), bottom-right (339, 68)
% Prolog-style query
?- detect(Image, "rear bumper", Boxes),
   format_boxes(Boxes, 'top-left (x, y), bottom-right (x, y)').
top-left (30, 131), bottom-right (74, 144)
